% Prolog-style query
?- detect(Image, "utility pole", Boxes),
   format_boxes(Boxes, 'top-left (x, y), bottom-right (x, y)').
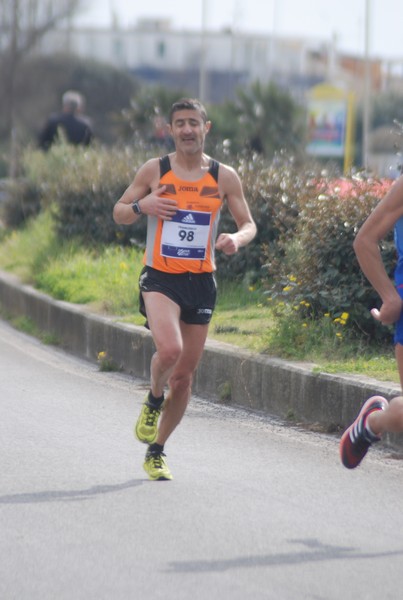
top-left (362, 0), bottom-right (371, 169)
top-left (269, 0), bottom-right (279, 81)
top-left (199, 0), bottom-right (207, 102)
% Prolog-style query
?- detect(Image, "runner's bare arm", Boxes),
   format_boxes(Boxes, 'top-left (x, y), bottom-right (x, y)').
top-left (113, 159), bottom-right (178, 225)
top-left (354, 176), bottom-right (403, 324)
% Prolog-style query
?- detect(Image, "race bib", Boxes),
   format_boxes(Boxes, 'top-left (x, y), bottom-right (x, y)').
top-left (161, 209), bottom-right (211, 259)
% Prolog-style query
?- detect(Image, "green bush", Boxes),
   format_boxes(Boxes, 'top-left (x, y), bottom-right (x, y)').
top-left (18, 146), bottom-right (305, 279)
top-left (215, 154), bottom-right (314, 282)
top-left (1, 178), bottom-right (42, 228)
top-left (264, 176), bottom-right (395, 343)
top-left (20, 143), bottom-right (149, 247)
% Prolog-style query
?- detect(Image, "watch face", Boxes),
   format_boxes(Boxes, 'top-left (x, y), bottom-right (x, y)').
top-left (132, 201), bottom-right (141, 214)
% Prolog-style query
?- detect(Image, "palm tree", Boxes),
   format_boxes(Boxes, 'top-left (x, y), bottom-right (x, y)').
top-left (235, 80), bottom-right (306, 158)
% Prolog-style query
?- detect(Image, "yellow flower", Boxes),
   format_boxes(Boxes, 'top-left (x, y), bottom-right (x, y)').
top-left (333, 317), bottom-right (341, 324)
top-left (336, 332), bottom-right (342, 338)
top-left (289, 275), bottom-right (297, 282)
top-left (97, 351), bottom-right (107, 360)
top-left (302, 323), bottom-right (308, 328)
top-left (119, 261), bottom-right (128, 271)
top-left (282, 286), bottom-right (292, 292)
top-left (341, 312), bottom-right (349, 321)
top-left (248, 285), bottom-right (255, 292)
top-left (324, 313), bottom-right (330, 317)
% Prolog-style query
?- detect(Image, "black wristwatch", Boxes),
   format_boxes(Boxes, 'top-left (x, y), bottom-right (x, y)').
top-left (132, 200), bottom-right (142, 215)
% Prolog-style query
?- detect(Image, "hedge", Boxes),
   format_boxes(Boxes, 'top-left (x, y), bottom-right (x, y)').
top-left (2, 144), bottom-right (397, 343)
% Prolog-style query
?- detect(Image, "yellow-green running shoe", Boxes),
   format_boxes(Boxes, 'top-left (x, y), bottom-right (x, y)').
top-left (143, 450), bottom-right (173, 481)
top-left (134, 395), bottom-right (162, 444)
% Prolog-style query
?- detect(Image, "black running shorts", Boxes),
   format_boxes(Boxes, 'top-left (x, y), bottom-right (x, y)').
top-left (138, 266), bottom-right (217, 325)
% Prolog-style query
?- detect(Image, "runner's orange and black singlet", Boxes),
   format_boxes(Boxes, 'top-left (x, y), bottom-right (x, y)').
top-left (143, 155), bottom-right (223, 274)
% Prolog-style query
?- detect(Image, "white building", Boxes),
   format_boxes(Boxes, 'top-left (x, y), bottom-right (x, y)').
top-left (35, 18), bottom-right (403, 176)
top-left (37, 19), bottom-right (348, 104)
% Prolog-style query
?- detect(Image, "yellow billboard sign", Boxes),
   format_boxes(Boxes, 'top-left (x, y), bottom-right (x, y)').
top-left (306, 84), bottom-right (355, 173)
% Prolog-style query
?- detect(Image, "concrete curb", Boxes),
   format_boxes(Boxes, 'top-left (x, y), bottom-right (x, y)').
top-left (1, 269), bottom-right (403, 449)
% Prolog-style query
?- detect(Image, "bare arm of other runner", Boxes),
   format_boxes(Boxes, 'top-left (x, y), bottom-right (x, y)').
top-left (354, 176), bottom-right (403, 325)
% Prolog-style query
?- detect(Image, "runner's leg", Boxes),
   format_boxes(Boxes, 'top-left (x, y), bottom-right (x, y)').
top-left (368, 343), bottom-right (403, 435)
top-left (142, 291), bottom-right (183, 397)
top-left (156, 321), bottom-right (209, 445)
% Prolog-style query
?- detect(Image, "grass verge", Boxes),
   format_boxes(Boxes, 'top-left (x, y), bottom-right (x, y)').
top-left (0, 212), bottom-right (399, 383)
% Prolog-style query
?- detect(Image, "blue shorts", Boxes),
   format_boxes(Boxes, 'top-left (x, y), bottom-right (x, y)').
top-left (138, 266), bottom-right (217, 327)
top-left (394, 282), bottom-right (403, 345)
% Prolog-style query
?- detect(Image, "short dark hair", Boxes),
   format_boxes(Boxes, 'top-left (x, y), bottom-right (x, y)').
top-left (169, 98), bottom-right (208, 124)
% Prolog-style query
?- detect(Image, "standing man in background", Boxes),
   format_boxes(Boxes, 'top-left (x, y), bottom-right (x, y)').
top-left (38, 90), bottom-right (93, 150)
top-left (113, 98), bottom-right (256, 481)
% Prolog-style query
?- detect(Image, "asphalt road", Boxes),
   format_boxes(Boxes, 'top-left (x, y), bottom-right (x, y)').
top-left (1, 317), bottom-right (403, 600)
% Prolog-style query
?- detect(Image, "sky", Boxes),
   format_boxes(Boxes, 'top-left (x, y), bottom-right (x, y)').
top-left (74, 0), bottom-right (403, 62)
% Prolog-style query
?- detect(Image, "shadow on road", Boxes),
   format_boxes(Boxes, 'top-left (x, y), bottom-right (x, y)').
top-left (0, 479), bottom-right (145, 504)
top-left (168, 538), bottom-right (403, 571)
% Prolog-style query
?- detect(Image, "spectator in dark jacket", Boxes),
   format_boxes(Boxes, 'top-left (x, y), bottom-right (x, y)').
top-left (38, 90), bottom-right (93, 150)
